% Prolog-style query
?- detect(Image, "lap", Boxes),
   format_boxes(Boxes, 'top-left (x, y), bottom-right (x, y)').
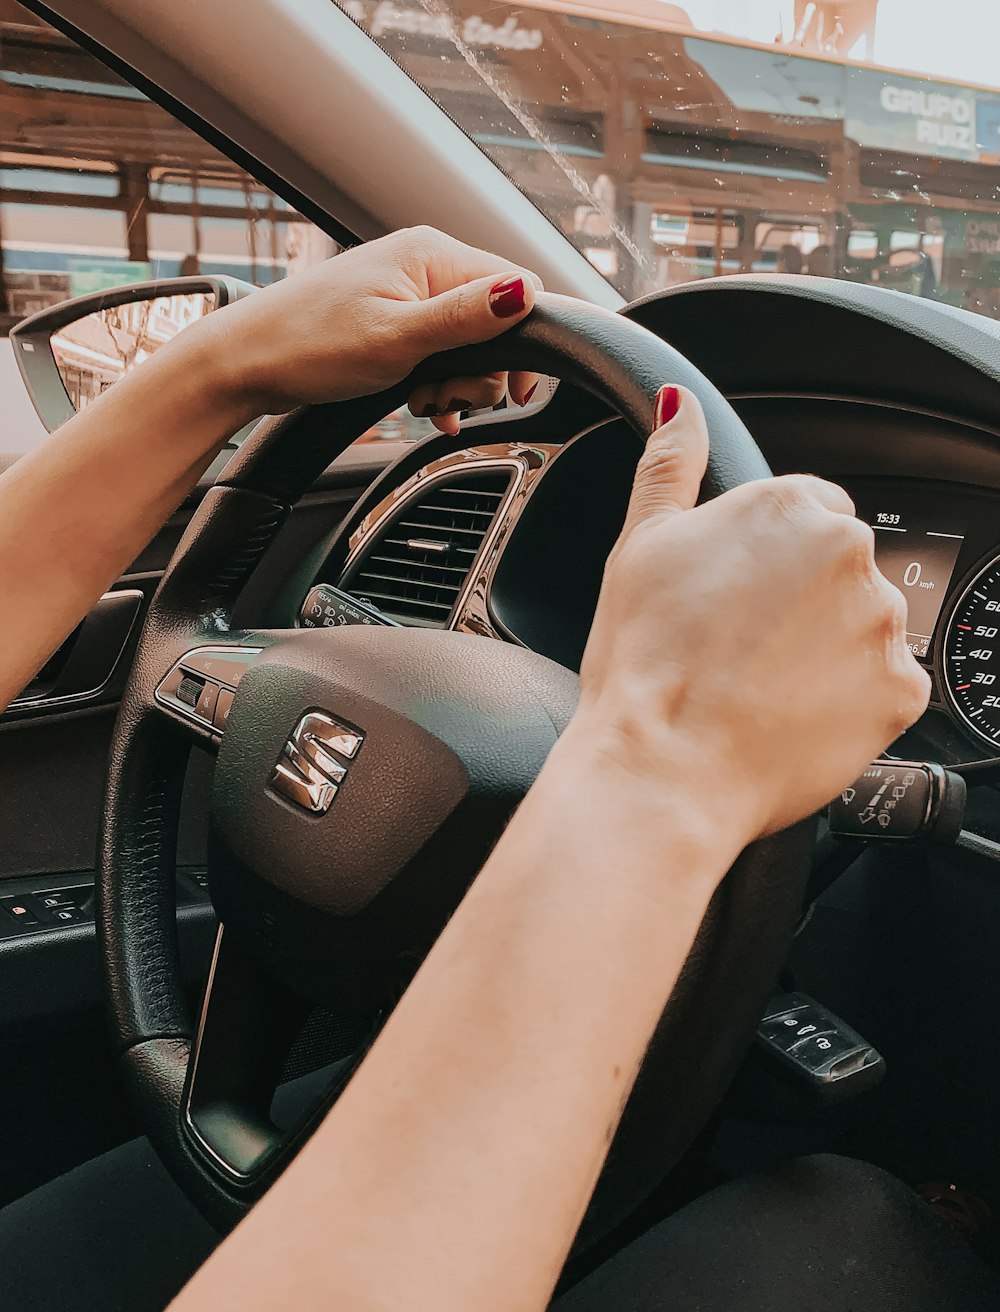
top-left (1, 1144), bottom-right (995, 1311)
top-left (555, 1155), bottom-right (1000, 1312)
top-left (0, 1135), bottom-right (218, 1312)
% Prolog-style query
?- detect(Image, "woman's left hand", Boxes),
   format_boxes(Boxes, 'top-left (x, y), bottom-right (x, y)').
top-left (205, 226), bottom-right (543, 434)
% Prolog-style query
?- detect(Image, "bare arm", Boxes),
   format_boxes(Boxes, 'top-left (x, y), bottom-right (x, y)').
top-left (173, 390), bottom-right (930, 1311)
top-left (0, 227), bottom-right (540, 710)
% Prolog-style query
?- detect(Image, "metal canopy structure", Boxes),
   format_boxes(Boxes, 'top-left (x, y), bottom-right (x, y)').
top-left (0, 1), bottom-right (322, 327)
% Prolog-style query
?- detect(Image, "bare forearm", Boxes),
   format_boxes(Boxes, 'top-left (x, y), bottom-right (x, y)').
top-left (175, 720), bottom-right (743, 1312)
top-left (0, 231), bottom-right (546, 712)
top-left (0, 323), bottom-right (249, 710)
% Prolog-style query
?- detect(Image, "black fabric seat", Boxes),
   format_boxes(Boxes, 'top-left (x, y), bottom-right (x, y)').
top-left (0, 1143), bottom-right (997, 1310)
top-left (557, 1154), bottom-right (1000, 1311)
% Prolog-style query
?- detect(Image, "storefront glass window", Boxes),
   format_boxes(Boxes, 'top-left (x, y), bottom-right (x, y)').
top-left (0, 2), bottom-right (340, 333)
top-left (336, 0), bottom-right (1000, 316)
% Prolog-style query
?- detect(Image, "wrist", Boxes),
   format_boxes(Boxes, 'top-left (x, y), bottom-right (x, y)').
top-left (538, 706), bottom-right (756, 901)
top-left (171, 305), bottom-right (273, 430)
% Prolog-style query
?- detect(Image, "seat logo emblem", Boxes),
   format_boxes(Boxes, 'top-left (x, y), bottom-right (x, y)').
top-left (270, 711), bottom-right (363, 815)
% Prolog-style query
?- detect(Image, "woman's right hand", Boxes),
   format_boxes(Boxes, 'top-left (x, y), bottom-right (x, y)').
top-left (577, 385), bottom-right (930, 846)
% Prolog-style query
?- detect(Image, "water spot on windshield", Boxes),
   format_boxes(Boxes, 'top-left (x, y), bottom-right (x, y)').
top-left (409, 0), bottom-right (652, 278)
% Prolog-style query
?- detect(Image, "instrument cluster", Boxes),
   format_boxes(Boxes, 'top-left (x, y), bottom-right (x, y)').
top-left (846, 477), bottom-right (1000, 761)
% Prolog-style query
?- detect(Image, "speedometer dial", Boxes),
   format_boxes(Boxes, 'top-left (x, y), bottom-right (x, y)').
top-left (943, 554), bottom-right (1000, 745)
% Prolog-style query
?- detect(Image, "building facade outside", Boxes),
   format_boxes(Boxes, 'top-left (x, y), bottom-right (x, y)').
top-left (2, 0), bottom-right (1000, 447)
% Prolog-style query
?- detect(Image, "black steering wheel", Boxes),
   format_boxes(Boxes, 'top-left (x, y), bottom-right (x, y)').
top-left (99, 293), bottom-right (814, 1241)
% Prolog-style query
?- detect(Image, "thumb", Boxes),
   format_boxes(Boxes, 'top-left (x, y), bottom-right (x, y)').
top-left (622, 385), bottom-right (710, 533)
top-left (403, 272), bottom-right (536, 352)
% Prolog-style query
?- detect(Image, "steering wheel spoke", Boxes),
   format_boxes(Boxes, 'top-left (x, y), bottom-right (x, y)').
top-left (183, 924), bottom-right (316, 1187)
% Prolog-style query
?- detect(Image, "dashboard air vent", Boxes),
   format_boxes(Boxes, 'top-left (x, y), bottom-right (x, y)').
top-left (340, 468), bottom-right (513, 627)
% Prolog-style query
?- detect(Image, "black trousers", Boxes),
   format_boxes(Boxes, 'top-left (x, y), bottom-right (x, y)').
top-left (0, 1143), bottom-right (996, 1310)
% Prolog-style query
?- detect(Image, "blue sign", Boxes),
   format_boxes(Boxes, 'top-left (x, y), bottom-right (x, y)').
top-left (977, 99), bottom-right (1000, 161)
top-left (846, 69), bottom-right (979, 161)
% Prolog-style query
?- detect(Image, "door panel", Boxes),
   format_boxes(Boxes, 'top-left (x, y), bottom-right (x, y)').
top-left (0, 451), bottom-right (401, 882)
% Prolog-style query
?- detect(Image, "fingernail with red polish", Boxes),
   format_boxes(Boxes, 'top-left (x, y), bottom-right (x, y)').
top-left (521, 381), bottom-right (538, 406)
top-left (489, 275), bottom-right (526, 318)
top-left (653, 385), bottom-right (680, 429)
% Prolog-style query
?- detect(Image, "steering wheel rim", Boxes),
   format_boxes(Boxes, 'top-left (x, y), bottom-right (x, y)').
top-left (99, 292), bottom-right (814, 1239)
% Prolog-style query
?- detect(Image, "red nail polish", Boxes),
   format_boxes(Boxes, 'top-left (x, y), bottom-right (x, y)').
top-left (489, 275), bottom-right (526, 318)
top-left (653, 385), bottom-right (680, 429)
top-left (522, 381), bottom-right (538, 405)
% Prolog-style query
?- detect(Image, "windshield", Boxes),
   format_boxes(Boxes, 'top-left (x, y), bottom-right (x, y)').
top-left (338, 0), bottom-right (1000, 316)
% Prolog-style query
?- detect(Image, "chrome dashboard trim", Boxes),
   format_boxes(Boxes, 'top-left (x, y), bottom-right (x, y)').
top-left (338, 442), bottom-right (560, 637)
top-left (183, 924), bottom-right (251, 1183)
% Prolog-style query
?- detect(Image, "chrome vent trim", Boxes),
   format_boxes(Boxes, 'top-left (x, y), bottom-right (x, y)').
top-left (336, 443), bottom-right (561, 636)
top-left (339, 462), bottom-right (516, 627)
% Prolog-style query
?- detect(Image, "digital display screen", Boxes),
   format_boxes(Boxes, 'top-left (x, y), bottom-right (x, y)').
top-left (869, 506), bottom-right (965, 658)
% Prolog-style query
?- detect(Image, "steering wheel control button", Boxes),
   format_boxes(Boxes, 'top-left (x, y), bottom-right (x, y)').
top-left (827, 759), bottom-right (966, 844)
top-left (270, 711), bottom-right (363, 815)
top-left (299, 583), bottom-right (401, 630)
top-left (180, 649), bottom-right (258, 687)
top-left (194, 680), bottom-right (219, 725)
top-left (756, 993), bottom-right (885, 1100)
top-left (214, 688), bottom-right (235, 732)
top-left (177, 675), bottom-right (202, 708)
top-left (155, 646), bottom-right (262, 736)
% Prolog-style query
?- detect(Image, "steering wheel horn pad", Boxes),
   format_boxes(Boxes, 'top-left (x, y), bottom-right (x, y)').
top-left (99, 293), bottom-right (813, 1240)
top-left (210, 626), bottom-right (578, 1004)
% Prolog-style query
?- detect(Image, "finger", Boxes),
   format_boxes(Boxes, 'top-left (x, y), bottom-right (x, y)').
top-left (875, 579), bottom-right (931, 731)
top-left (770, 472), bottom-right (856, 518)
top-left (401, 271), bottom-right (537, 355)
top-left (621, 385), bottom-right (709, 533)
top-left (407, 387), bottom-right (461, 436)
top-left (432, 412), bottom-right (462, 437)
top-left (409, 375), bottom-right (508, 419)
top-left (508, 370), bottom-right (542, 407)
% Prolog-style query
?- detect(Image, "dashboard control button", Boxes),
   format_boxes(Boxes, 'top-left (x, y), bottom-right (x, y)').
top-left (828, 759), bottom-right (965, 843)
top-left (50, 906), bottom-right (86, 924)
top-left (1, 898), bottom-right (38, 926)
top-left (214, 687), bottom-right (235, 732)
top-left (299, 583), bottom-right (400, 630)
top-left (39, 892), bottom-right (73, 909)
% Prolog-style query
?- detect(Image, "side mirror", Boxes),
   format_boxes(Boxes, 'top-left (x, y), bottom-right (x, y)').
top-left (10, 275), bottom-right (255, 432)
